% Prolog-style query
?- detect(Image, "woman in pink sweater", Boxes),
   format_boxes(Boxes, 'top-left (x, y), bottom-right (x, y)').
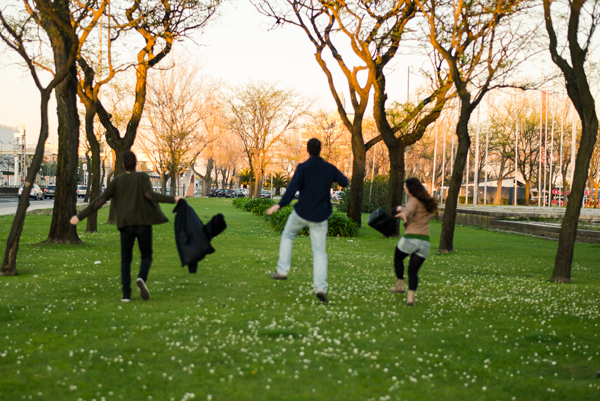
top-left (390, 178), bottom-right (438, 305)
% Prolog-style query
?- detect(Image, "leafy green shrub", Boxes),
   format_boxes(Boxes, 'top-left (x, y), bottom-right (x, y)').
top-left (336, 175), bottom-right (389, 214)
top-left (336, 188), bottom-right (351, 213)
top-left (264, 206), bottom-right (309, 236)
top-left (458, 196), bottom-right (474, 204)
top-left (327, 212), bottom-right (359, 237)
top-left (517, 198), bottom-right (527, 205)
top-left (232, 197), bottom-right (249, 209)
top-left (242, 198), bottom-right (276, 215)
top-left (264, 207), bottom-right (358, 237)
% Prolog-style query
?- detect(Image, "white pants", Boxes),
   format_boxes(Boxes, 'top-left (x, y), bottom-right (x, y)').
top-left (276, 210), bottom-right (328, 293)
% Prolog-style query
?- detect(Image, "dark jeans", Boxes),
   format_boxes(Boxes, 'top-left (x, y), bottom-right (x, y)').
top-left (119, 225), bottom-right (153, 299)
top-left (394, 247), bottom-right (425, 291)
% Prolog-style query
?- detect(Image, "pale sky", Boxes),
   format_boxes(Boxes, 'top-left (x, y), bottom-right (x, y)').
top-left (0, 0), bottom-right (419, 148)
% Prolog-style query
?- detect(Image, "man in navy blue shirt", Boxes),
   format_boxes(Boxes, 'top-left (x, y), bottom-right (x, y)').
top-left (266, 138), bottom-right (349, 303)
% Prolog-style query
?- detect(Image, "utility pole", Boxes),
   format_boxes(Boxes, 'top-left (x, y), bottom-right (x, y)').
top-left (20, 125), bottom-right (26, 183)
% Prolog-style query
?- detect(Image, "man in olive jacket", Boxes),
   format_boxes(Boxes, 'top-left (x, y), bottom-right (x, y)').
top-left (70, 151), bottom-right (182, 302)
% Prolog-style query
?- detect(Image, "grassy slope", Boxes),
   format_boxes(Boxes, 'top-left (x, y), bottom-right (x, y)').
top-left (0, 198), bottom-right (598, 401)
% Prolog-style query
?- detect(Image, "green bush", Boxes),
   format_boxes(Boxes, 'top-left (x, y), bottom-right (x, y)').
top-left (327, 212), bottom-right (359, 237)
top-left (242, 198), bottom-right (276, 215)
top-left (264, 205), bottom-right (309, 236)
top-left (517, 198), bottom-right (527, 205)
top-left (336, 175), bottom-right (389, 214)
top-left (264, 206), bottom-right (358, 237)
top-left (232, 197), bottom-right (249, 209)
top-left (336, 188), bottom-right (351, 213)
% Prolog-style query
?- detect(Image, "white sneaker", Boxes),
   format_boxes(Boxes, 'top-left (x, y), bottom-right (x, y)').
top-left (136, 278), bottom-right (150, 301)
top-left (121, 298), bottom-right (131, 303)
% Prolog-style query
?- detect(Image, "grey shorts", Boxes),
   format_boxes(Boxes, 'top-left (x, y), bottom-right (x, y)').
top-left (397, 236), bottom-right (430, 259)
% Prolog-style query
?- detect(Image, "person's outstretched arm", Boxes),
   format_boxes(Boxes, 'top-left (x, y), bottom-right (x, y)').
top-left (335, 167), bottom-right (349, 188)
top-left (70, 188), bottom-right (112, 225)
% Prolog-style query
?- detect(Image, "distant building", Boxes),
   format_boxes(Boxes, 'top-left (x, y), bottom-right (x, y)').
top-left (0, 124), bottom-right (22, 186)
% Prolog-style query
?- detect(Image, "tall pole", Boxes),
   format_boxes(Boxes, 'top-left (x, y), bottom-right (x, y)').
top-left (539, 65), bottom-right (543, 207)
top-left (441, 115), bottom-right (447, 204)
top-left (432, 125), bottom-right (438, 197)
top-left (474, 104), bottom-right (481, 205)
top-left (514, 87), bottom-right (519, 206)
top-left (466, 149), bottom-right (470, 204)
top-left (570, 107), bottom-right (576, 193)
top-left (559, 87), bottom-right (565, 206)
top-left (544, 84), bottom-right (549, 207)
top-left (450, 126), bottom-right (455, 177)
top-left (549, 76), bottom-right (556, 207)
top-left (369, 145), bottom-right (377, 206)
top-left (21, 125), bottom-right (26, 183)
top-left (484, 106), bottom-right (490, 205)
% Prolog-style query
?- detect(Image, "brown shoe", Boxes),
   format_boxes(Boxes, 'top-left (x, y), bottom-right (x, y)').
top-left (270, 272), bottom-right (288, 280)
top-left (389, 279), bottom-right (406, 293)
top-left (406, 290), bottom-right (416, 306)
top-left (316, 291), bottom-right (329, 303)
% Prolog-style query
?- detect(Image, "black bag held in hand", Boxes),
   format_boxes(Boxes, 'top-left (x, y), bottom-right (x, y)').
top-left (368, 208), bottom-right (399, 237)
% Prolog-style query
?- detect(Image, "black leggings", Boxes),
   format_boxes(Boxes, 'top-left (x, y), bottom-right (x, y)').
top-left (394, 247), bottom-right (425, 291)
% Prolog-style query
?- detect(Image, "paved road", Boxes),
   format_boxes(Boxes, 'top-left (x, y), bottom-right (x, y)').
top-left (0, 197), bottom-right (86, 216)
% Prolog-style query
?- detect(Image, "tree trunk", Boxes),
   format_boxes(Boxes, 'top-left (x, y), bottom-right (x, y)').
top-left (161, 173), bottom-right (168, 194)
top-left (552, 114), bottom-right (598, 281)
top-left (46, 30), bottom-right (81, 244)
top-left (543, 0), bottom-right (599, 282)
top-left (192, 157), bottom-right (213, 196)
top-left (84, 153), bottom-right (91, 203)
top-left (84, 108), bottom-right (101, 233)
top-left (169, 169), bottom-right (177, 197)
top-left (383, 142), bottom-right (405, 236)
top-left (1, 91), bottom-right (54, 275)
top-left (439, 112), bottom-right (471, 253)
top-left (347, 132), bottom-right (367, 226)
top-left (495, 173), bottom-right (504, 205)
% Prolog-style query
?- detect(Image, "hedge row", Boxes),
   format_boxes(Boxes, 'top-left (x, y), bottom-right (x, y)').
top-left (232, 198), bottom-right (358, 237)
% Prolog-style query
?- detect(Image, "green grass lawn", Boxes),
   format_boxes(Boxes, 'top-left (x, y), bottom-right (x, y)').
top-left (1, 198), bottom-right (599, 401)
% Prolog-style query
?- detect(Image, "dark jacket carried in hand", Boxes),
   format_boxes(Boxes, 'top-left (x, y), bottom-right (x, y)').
top-left (173, 199), bottom-right (227, 273)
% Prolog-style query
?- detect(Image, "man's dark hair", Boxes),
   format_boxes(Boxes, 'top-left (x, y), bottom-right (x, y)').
top-left (123, 151), bottom-right (137, 172)
top-left (307, 138), bottom-right (321, 156)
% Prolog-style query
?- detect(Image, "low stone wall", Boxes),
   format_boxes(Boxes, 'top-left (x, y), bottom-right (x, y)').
top-left (0, 187), bottom-right (18, 197)
top-left (489, 220), bottom-right (600, 243)
top-left (436, 205), bottom-right (600, 243)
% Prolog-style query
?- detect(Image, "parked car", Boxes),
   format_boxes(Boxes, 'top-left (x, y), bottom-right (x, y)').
top-left (43, 185), bottom-right (56, 199)
top-left (223, 189), bottom-right (236, 198)
top-left (76, 185), bottom-right (87, 198)
top-left (232, 188), bottom-right (247, 198)
top-left (260, 190), bottom-right (271, 198)
top-left (209, 188), bottom-right (225, 197)
top-left (331, 191), bottom-right (344, 201)
top-left (18, 184), bottom-right (43, 200)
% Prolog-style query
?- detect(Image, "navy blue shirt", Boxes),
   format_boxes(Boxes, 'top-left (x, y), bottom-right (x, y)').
top-left (278, 156), bottom-right (349, 222)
